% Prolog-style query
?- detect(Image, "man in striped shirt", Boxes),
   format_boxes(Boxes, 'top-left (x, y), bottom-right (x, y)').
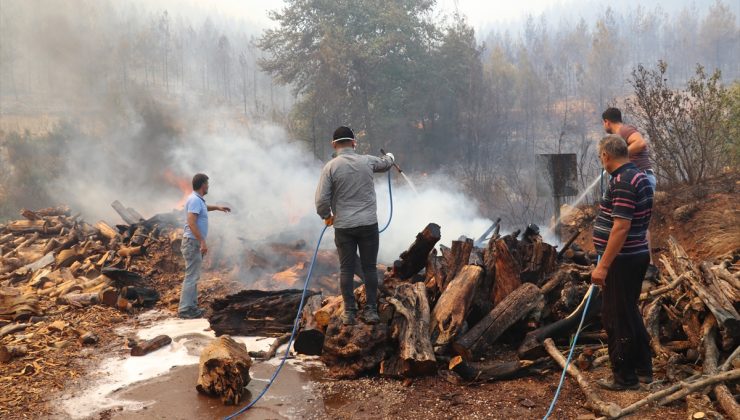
top-left (591, 135), bottom-right (654, 390)
top-left (602, 107), bottom-right (658, 278)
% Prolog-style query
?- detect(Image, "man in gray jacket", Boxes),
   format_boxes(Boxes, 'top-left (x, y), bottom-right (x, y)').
top-left (315, 126), bottom-right (395, 325)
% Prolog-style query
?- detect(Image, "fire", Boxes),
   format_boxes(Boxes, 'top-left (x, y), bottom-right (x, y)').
top-left (163, 169), bottom-right (191, 208)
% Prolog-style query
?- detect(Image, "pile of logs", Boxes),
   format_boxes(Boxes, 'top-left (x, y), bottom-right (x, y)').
top-left (0, 203), bottom-right (174, 333)
top-left (207, 222), bottom-right (740, 418)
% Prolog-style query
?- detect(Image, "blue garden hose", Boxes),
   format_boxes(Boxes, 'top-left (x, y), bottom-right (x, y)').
top-left (224, 171), bottom-right (395, 419)
top-left (542, 169), bottom-right (605, 420)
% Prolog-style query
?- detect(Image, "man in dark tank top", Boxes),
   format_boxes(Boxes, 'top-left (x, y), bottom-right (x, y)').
top-left (602, 107), bottom-right (657, 278)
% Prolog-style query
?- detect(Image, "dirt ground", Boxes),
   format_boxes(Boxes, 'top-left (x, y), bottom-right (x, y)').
top-left (1, 172), bottom-right (737, 419)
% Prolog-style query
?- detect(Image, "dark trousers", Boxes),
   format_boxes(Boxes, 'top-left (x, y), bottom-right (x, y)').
top-left (334, 223), bottom-right (379, 311)
top-left (601, 253), bottom-right (653, 385)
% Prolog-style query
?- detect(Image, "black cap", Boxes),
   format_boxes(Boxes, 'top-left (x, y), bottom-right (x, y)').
top-left (332, 126), bottom-right (355, 143)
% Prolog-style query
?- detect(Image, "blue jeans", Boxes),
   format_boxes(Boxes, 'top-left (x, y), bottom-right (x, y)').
top-left (645, 172), bottom-right (656, 191)
top-left (179, 237), bottom-right (202, 314)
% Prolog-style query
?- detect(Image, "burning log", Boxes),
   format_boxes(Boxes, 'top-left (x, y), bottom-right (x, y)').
top-left (430, 265), bottom-right (483, 351)
top-left (454, 283), bottom-right (543, 359)
top-left (294, 294), bottom-right (325, 356)
top-left (208, 289), bottom-right (319, 337)
top-left (196, 335), bottom-right (252, 405)
top-left (380, 282), bottom-right (436, 378)
top-left (392, 223), bottom-right (441, 280)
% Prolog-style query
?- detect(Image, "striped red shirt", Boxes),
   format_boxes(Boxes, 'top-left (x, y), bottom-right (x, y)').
top-left (593, 162), bottom-right (654, 257)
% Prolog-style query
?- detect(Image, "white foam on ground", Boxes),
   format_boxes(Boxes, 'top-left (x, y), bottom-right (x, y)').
top-left (60, 311), bottom-right (274, 419)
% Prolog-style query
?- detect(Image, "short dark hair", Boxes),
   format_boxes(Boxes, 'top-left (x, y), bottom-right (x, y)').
top-left (602, 107), bottom-right (622, 123)
top-left (332, 126), bottom-right (355, 143)
top-left (192, 173), bottom-right (209, 190)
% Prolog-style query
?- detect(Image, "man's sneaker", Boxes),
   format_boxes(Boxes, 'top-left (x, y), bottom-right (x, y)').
top-left (178, 308), bottom-right (204, 319)
top-left (362, 305), bottom-right (380, 324)
top-left (341, 311), bottom-right (356, 325)
top-left (596, 378), bottom-right (640, 391)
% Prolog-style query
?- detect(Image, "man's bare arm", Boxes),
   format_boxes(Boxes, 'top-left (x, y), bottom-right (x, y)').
top-left (207, 205), bottom-right (231, 212)
top-left (627, 132), bottom-right (647, 155)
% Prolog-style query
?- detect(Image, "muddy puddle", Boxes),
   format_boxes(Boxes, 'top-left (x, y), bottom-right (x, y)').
top-left (57, 312), bottom-right (336, 420)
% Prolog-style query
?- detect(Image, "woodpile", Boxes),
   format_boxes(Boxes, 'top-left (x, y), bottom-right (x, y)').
top-left (206, 222), bottom-right (740, 419)
top-left (0, 203), bottom-right (181, 336)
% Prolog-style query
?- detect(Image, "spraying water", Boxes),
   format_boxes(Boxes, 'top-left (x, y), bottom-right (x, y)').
top-left (400, 172), bottom-right (419, 196)
top-left (547, 170), bottom-right (606, 233)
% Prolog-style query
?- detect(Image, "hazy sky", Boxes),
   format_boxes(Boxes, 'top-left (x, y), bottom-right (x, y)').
top-left (131, 0), bottom-right (727, 35)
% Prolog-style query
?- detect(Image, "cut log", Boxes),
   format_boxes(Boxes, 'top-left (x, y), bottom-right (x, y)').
top-left (454, 283), bottom-right (543, 359)
top-left (294, 294), bottom-right (325, 356)
top-left (643, 297), bottom-right (674, 358)
top-left (196, 335), bottom-right (252, 405)
top-left (448, 355), bottom-right (535, 382)
top-left (518, 237), bottom-right (558, 284)
top-left (543, 338), bottom-right (621, 418)
top-left (701, 315), bottom-right (740, 420)
top-left (424, 249), bottom-right (446, 303)
top-left (391, 223), bottom-right (441, 280)
top-left (430, 265), bottom-right (483, 350)
top-left (0, 344), bottom-right (28, 362)
top-left (321, 316), bottom-right (390, 379)
top-left (56, 292), bottom-right (99, 307)
top-left (490, 239), bottom-right (522, 306)
top-left (111, 200), bottom-right (141, 225)
top-left (314, 295), bottom-right (343, 329)
top-left (117, 245), bottom-right (144, 258)
top-left (668, 237), bottom-right (739, 340)
top-left (5, 220), bottom-right (62, 235)
top-left (381, 282), bottom-right (436, 377)
top-left (131, 335), bottom-right (172, 356)
top-left (441, 238), bottom-right (474, 290)
top-left (95, 221), bottom-right (121, 242)
top-left (208, 289), bottom-right (319, 337)
top-left (518, 285), bottom-right (601, 359)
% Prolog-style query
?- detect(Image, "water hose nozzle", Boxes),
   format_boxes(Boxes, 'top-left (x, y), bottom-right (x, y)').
top-left (380, 148), bottom-right (404, 173)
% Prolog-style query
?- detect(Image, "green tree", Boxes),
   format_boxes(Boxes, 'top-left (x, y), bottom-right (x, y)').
top-left (258, 0), bottom-right (437, 155)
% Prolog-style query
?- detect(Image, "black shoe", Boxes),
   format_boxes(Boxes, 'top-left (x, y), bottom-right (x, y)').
top-left (596, 378), bottom-right (640, 391)
top-left (178, 308), bottom-right (204, 319)
top-left (341, 311), bottom-right (356, 325)
top-left (637, 374), bottom-right (653, 384)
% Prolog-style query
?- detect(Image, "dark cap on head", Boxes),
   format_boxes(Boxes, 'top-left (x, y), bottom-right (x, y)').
top-left (332, 126), bottom-right (355, 143)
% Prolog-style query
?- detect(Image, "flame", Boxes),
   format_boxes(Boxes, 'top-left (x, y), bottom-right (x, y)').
top-left (163, 169), bottom-right (191, 208)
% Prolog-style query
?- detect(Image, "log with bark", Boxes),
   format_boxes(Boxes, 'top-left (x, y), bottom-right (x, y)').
top-left (440, 238), bottom-right (474, 290)
top-left (391, 223), bottom-right (441, 280)
top-left (321, 316), bottom-right (390, 379)
top-left (196, 335), bottom-right (253, 405)
top-left (448, 355), bottom-right (538, 382)
top-left (131, 335), bottom-right (172, 356)
top-left (208, 289), bottom-right (321, 337)
top-left (294, 294), bottom-right (325, 356)
top-left (380, 282), bottom-right (436, 377)
top-left (518, 285), bottom-right (601, 359)
top-left (490, 239), bottom-right (522, 306)
top-left (429, 265), bottom-right (483, 351)
top-left (454, 283), bottom-right (543, 359)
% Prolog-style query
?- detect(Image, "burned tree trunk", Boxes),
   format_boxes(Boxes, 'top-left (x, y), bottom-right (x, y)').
top-left (392, 223), bottom-right (441, 280)
top-left (208, 289), bottom-right (319, 337)
top-left (490, 239), bottom-right (522, 306)
top-left (518, 285), bottom-right (601, 359)
top-left (381, 282), bottom-right (436, 377)
top-left (294, 294), bottom-right (325, 356)
top-left (430, 265), bottom-right (483, 351)
top-left (196, 335), bottom-right (252, 405)
top-left (131, 335), bottom-right (172, 356)
top-left (441, 238), bottom-right (474, 291)
top-left (454, 283), bottom-right (543, 359)
top-left (321, 318), bottom-right (390, 379)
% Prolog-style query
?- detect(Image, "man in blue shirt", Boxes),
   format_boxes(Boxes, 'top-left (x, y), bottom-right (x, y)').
top-left (179, 173), bottom-right (230, 319)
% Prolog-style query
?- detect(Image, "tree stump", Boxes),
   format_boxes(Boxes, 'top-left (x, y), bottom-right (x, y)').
top-left (196, 335), bottom-right (253, 405)
top-left (430, 265), bottom-right (483, 350)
